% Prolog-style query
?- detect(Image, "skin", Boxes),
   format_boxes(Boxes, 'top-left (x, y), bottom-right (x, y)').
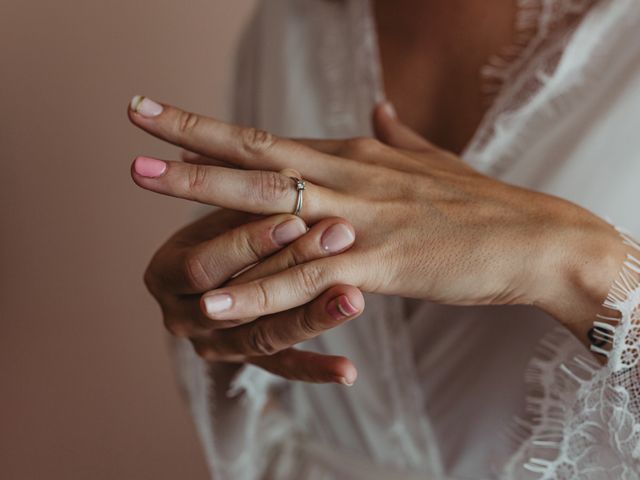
top-left (131, 2), bottom-right (628, 384)
top-left (129, 99), bottom-right (629, 385)
top-left (144, 207), bottom-right (362, 384)
top-left (374, 0), bottom-right (517, 152)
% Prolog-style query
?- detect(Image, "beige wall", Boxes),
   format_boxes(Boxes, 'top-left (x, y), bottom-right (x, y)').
top-left (0, 1), bottom-right (256, 478)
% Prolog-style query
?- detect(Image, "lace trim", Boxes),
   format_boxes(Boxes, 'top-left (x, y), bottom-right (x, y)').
top-left (502, 232), bottom-right (640, 479)
top-left (481, 0), bottom-right (598, 104)
top-left (481, 0), bottom-right (543, 102)
top-left (466, 0), bottom-right (605, 175)
top-left (600, 232), bottom-right (640, 372)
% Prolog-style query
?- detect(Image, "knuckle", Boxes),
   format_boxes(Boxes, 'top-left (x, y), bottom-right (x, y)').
top-left (252, 171), bottom-right (290, 203)
top-left (297, 308), bottom-right (321, 337)
top-left (236, 229), bottom-right (263, 263)
top-left (177, 111), bottom-right (199, 136)
top-left (295, 264), bottom-right (324, 296)
top-left (282, 232), bottom-right (325, 269)
top-left (164, 318), bottom-right (191, 338)
top-left (183, 254), bottom-right (212, 291)
top-left (187, 164), bottom-right (210, 194)
top-left (283, 245), bottom-right (306, 269)
top-left (342, 137), bottom-right (382, 157)
top-left (246, 326), bottom-right (277, 356)
top-left (240, 127), bottom-right (276, 157)
top-left (142, 261), bottom-right (165, 301)
top-left (253, 280), bottom-right (271, 312)
top-left (143, 265), bottom-right (156, 293)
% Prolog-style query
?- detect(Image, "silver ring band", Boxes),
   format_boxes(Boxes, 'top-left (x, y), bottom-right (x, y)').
top-left (289, 176), bottom-right (306, 216)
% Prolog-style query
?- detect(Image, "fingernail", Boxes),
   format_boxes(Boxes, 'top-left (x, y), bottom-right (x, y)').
top-left (272, 218), bottom-right (307, 246)
top-left (327, 295), bottom-right (359, 320)
top-left (381, 100), bottom-right (397, 119)
top-left (204, 293), bottom-right (233, 315)
top-left (130, 95), bottom-right (163, 117)
top-left (337, 377), bottom-right (354, 387)
top-left (133, 156), bottom-right (167, 178)
top-left (321, 224), bottom-right (355, 253)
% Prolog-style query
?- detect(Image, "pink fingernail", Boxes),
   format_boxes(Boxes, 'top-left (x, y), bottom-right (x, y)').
top-left (133, 156), bottom-right (167, 178)
top-left (204, 293), bottom-right (233, 316)
top-left (130, 95), bottom-right (163, 117)
top-left (272, 218), bottom-right (307, 246)
top-left (320, 224), bottom-right (355, 253)
top-left (327, 295), bottom-right (359, 320)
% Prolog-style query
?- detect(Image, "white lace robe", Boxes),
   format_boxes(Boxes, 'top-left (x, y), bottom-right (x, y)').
top-left (173, 0), bottom-right (640, 478)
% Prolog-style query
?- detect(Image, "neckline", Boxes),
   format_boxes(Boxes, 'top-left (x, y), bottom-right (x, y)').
top-left (362, 0), bottom-right (597, 171)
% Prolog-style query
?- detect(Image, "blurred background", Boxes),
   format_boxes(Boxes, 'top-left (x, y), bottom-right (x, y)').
top-left (1, 1), bottom-right (257, 478)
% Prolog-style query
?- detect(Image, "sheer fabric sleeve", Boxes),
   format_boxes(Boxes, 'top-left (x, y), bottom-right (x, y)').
top-left (502, 232), bottom-right (640, 479)
top-left (173, 339), bottom-right (288, 480)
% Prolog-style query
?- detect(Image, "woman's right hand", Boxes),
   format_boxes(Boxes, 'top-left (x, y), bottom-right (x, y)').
top-left (143, 205), bottom-right (362, 386)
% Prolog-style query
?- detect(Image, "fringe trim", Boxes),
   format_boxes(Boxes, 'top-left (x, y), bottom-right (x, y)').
top-left (466, 0), bottom-right (610, 175)
top-left (504, 230), bottom-right (640, 478)
top-left (599, 231), bottom-right (640, 372)
top-left (481, 0), bottom-right (545, 102)
top-left (480, 0), bottom-right (597, 105)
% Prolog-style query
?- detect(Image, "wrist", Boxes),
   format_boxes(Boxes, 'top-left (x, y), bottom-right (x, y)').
top-left (532, 201), bottom-right (626, 343)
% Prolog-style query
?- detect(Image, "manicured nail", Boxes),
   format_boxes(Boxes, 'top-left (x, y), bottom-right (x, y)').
top-left (337, 377), bottom-right (354, 387)
top-left (130, 95), bottom-right (163, 117)
top-left (381, 100), bottom-right (397, 119)
top-left (321, 224), bottom-right (355, 253)
top-left (133, 156), bottom-right (167, 178)
top-left (204, 293), bottom-right (233, 315)
top-left (272, 218), bottom-right (307, 246)
top-left (327, 295), bottom-right (359, 320)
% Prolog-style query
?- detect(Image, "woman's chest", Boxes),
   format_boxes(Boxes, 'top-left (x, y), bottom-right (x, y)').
top-left (373, 0), bottom-right (517, 153)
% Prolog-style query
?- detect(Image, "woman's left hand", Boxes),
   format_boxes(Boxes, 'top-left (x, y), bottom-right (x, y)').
top-left (129, 96), bottom-right (627, 345)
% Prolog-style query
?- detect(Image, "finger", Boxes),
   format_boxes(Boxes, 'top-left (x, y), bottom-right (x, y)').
top-left (163, 209), bottom-right (259, 248)
top-left (181, 149), bottom-right (235, 168)
top-left (151, 214), bottom-right (308, 295)
top-left (128, 96), bottom-right (342, 185)
top-left (162, 217), bottom-right (356, 338)
top-left (131, 156), bottom-right (334, 222)
top-left (162, 296), bottom-right (212, 337)
top-left (249, 348), bottom-right (357, 385)
top-left (206, 217), bottom-right (357, 329)
top-left (289, 138), bottom-right (345, 155)
top-left (200, 255), bottom-right (361, 322)
top-left (278, 167), bottom-right (301, 179)
top-left (230, 217), bottom-right (355, 286)
top-left (190, 342), bottom-right (357, 385)
top-left (210, 285), bottom-right (364, 357)
top-left (372, 101), bottom-right (435, 151)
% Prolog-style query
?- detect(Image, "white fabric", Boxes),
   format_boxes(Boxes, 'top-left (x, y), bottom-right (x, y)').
top-left (173, 0), bottom-right (640, 478)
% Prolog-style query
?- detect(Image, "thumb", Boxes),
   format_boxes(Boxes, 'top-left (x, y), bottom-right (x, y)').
top-left (372, 101), bottom-right (434, 151)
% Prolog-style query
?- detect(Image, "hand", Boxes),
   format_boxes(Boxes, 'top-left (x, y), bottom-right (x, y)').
top-left (129, 95), bottom-right (627, 351)
top-left (142, 206), bottom-right (362, 385)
